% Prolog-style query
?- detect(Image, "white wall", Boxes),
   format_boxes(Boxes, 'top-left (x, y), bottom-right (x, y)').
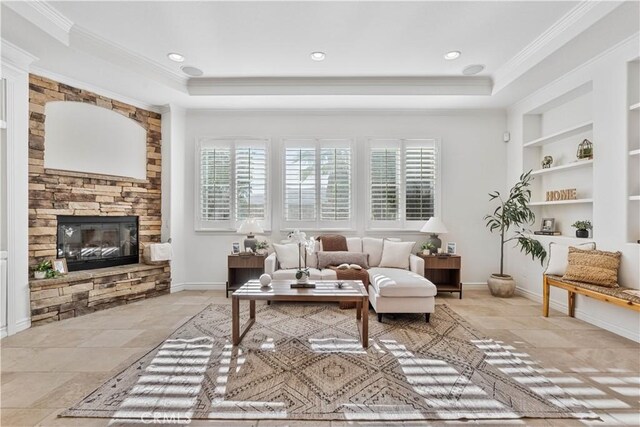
top-left (506, 37), bottom-right (640, 342)
top-left (1, 41), bottom-right (34, 337)
top-left (44, 101), bottom-right (147, 179)
top-left (176, 110), bottom-right (507, 288)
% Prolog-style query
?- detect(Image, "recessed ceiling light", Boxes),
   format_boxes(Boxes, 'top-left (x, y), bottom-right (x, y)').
top-left (462, 64), bottom-right (485, 76)
top-left (310, 51), bottom-right (326, 61)
top-left (181, 66), bottom-right (203, 77)
top-left (167, 52), bottom-right (185, 63)
top-left (444, 51), bottom-right (461, 60)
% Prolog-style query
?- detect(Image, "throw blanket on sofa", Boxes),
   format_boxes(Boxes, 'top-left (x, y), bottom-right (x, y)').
top-left (317, 234), bottom-right (348, 252)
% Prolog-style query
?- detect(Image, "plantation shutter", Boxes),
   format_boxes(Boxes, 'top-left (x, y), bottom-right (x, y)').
top-left (199, 142), bottom-right (231, 222)
top-left (235, 142), bottom-right (268, 221)
top-left (405, 141), bottom-right (437, 220)
top-left (284, 144), bottom-right (317, 221)
top-left (320, 142), bottom-right (351, 221)
top-left (370, 145), bottom-right (400, 221)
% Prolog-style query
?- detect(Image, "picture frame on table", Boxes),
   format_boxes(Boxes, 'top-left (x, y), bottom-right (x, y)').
top-left (446, 242), bottom-right (457, 255)
top-left (52, 258), bottom-right (68, 275)
top-left (231, 242), bottom-right (241, 254)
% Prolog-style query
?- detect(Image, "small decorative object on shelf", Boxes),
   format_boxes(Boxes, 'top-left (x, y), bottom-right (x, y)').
top-left (255, 240), bottom-right (269, 256)
top-left (571, 220), bottom-right (592, 238)
top-left (541, 218), bottom-right (555, 232)
top-left (231, 242), bottom-right (240, 254)
top-left (546, 188), bottom-right (577, 202)
top-left (33, 260), bottom-right (61, 279)
top-left (259, 273), bottom-right (272, 287)
top-left (446, 242), bottom-right (457, 255)
top-left (577, 139), bottom-right (593, 160)
top-left (541, 155), bottom-right (553, 169)
top-left (52, 258), bottom-right (68, 275)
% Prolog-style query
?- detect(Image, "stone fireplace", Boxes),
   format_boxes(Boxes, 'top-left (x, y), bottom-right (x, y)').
top-left (28, 74), bottom-right (170, 326)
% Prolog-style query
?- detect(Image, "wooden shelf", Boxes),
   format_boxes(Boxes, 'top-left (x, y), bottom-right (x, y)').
top-left (524, 121), bottom-right (593, 148)
top-left (530, 159), bottom-right (593, 176)
top-left (629, 149), bottom-right (640, 157)
top-left (630, 102), bottom-right (640, 111)
top-left (523, 233), bottom-right (591, 242)
top-left (630, 195), bottom-right (640, 201)
top-left (529, 198), bottom-right (593, 206)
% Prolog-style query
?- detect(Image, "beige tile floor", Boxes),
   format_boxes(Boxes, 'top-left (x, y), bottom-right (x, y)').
top-left (1, 288), bottom-right (638, 426)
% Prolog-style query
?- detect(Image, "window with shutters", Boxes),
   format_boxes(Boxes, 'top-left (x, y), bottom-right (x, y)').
top-left (368, 138), bottom-right (440, 230)
top-left (283, 139), bottom-right (353, 229)
top-left (196, 138), bottom-right (270, 231)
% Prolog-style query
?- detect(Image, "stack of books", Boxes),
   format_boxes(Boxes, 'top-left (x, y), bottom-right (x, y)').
top-left (534, 230), bottom-right (561, 236)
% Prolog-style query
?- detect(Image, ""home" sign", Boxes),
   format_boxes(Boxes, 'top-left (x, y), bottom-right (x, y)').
top-left (546, 188), bottom-right (577, 201)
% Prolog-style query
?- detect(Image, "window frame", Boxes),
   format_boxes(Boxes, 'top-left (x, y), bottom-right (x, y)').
top-left (281, 138), bottom-right (355, 231)
top-left (195, 137), bottom-right (271, 232)
top-left (366, 138), bottom-right (441, 231)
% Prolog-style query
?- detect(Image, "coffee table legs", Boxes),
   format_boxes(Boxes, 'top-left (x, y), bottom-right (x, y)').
top-left (356, 296), bottom-right (369, 348)
top-left (232, 296), bottom-right (256, 346)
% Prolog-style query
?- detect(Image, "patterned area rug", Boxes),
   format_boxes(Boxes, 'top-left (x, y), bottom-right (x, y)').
top-left (63, 303), bottom-right (596, 421)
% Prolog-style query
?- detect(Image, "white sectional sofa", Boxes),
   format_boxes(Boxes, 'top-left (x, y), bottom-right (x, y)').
top-left (264, 237), bottom-right (438, 322)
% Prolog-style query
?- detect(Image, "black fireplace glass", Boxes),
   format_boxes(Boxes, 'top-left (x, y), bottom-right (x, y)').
top-left (57, 216), bottom-right (139, 271)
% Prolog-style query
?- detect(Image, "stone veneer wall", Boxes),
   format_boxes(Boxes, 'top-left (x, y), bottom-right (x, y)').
top-left (28, 74), bottom-right (170, 325)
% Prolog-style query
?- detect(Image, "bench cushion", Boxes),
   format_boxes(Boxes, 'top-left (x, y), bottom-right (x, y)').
top-left (369, 267), bottom-right (437, 297)
top-left (547, 275), bottom-right (640, 304)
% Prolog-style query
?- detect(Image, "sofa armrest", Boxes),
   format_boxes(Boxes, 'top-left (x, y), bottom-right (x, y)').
top-left (265, 252), bottom-right (277, 276)
top-left (409, 254), bottom-right (425, 276)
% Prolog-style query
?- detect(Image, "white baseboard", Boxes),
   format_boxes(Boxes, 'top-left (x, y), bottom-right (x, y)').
top-left (1, 317), bottom-right (32, 339)
top-left (171, 282), bottom-right (226, 293)
top-left (0, 326), bottom-right (6, 339)
top-left (516, 286), bottom-right (640, 343)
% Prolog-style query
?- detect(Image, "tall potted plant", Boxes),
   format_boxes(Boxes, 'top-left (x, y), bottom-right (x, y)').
top-left (484, 171), bottom-right (547, 297)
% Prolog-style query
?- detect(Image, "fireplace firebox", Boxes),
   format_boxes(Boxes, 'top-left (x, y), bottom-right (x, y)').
top-left (57, 216), bottom-right (139, 271)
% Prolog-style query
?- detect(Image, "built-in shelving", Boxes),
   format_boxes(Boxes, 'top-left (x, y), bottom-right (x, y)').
top-left (523, 121), bottom-right (593, 148)
top-left (630, 195), bottom-right (640, 201)
top-left (529, 198), bottom-right (593, 206)
top-left (630, 102), bottom-right (640, 111)
top-left (530, 159), bottom-right (593, 176)
top-left (627, 59), bottom-right (639, 243)
top-left (630, 149), bottom-right (640, 156)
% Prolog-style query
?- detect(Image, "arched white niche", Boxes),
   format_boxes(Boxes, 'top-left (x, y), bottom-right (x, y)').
top-left (44, 101), bottom-right (147, 180)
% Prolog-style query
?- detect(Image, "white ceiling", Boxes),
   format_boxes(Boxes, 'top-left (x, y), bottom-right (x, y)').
top-left (2, 1), bottom-right (636, 110)
top-left (49, 1), bottom-right (576, 78)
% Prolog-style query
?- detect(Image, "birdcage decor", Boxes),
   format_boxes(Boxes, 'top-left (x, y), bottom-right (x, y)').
top-left (577, 139), bottom-right (593, 160)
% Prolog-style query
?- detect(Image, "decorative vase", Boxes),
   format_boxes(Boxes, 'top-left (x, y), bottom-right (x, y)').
top-left (259, 273), bottom-right (272, 287)
top-left (422, 249), bottom-right (430, 256)
top-left (296, 275), bottom-right (308, 284)
top-left (34, 271), bottom-right (46, 279)
top-left (575, 229), bottom-right (589, 238)
top-left (487, 274), bottom-right (516, 298)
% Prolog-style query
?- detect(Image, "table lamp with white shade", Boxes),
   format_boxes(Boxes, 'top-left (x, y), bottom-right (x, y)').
top-left (237, 218), bottom-right (263, 252)
top-left (420, 217), bottom-right (448, 254)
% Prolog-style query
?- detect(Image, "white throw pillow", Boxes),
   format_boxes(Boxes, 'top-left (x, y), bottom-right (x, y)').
top-left (379, 240), bottom-right (416, 269)
top-left (362, 237), bottom-right (384, 267)
top-left (544, 241), bottom-right (596, 276)
top-left (273, 243), bottom-right (303, 270)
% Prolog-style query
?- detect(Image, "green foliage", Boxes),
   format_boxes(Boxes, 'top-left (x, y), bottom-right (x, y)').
top-left (45, 269), bottom-right (61, 279)
top-left (571, 220), bottom-right (592, 230)
top-left (35, 260), bottom-right (52, 272)
top-left (484, 171), bottom-right (547, 275)
top-left (420, 242), bottom-right (436, 251)
top-left (255, 240), bottom-right (270, 250)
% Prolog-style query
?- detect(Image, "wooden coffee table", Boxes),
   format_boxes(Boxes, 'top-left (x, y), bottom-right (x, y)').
top-left (231, 280), bottom-right (369, 347)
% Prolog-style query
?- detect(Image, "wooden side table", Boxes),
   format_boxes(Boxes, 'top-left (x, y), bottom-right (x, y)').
top-left (227, 254), bottom-right (266, 298)
top-left (419, 254), bottom-right (462, 299)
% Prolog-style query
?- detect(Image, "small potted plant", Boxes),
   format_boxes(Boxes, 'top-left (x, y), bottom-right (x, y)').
top-left (255, 240), bottom-right (269, 255)
top-left (571, 220), bottom-right (592, 238)
top-left (295, 267), bottom-right (310, 284)
top-left (34, 260), bottom-right (52, 279)
top-left (420, 242), bottom-right (436, 255)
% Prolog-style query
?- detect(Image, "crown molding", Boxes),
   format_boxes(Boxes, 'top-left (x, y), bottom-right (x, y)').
top-left (1, 39), bottom-right (39, 72)
top-left (3, 0), bottom-right (73, 46)
top-left (70, 25), bottom-right (188, 91)
top-left (493, 0), bottom-right (622, 94)
top-left (29, 65), bottom-right (161, 113)
top-left (188, 76), bottom-right (493, 96)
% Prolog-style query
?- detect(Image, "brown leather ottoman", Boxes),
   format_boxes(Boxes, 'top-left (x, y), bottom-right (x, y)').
top-left (329, 266), bottom-right (369, 309)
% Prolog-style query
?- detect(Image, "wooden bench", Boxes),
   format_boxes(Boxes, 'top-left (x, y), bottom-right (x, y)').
top-left (543, 275), bottom-right (640, 317)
